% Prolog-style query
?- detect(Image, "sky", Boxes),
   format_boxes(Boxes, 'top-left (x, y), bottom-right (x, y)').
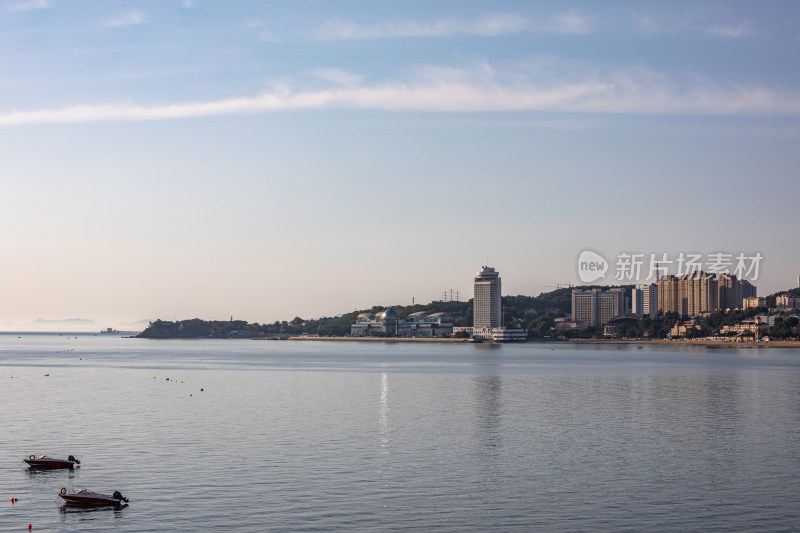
top-left (1, 0), bottom-right (799, 328)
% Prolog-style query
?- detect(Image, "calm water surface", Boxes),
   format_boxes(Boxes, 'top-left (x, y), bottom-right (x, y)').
top-left (1, 334), bottom-right (799, 532)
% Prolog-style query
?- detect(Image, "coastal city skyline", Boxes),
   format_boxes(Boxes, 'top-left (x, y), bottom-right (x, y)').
top-left (2, 1), bottom-right (799, 327)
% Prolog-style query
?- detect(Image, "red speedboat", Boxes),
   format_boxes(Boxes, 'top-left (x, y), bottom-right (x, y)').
top-left (24, 455), bottom-right (80, 468)
top-left (59, 488), bottom-right (129, 506)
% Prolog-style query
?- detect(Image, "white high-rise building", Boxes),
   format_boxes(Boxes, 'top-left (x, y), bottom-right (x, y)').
top-left (474, 266), bottom-right (502, 329)
top-left (632, 284), bottom-right (658, 317)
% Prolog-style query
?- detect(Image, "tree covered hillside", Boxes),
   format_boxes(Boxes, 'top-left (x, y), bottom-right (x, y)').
top-left (138, 300), bottom-right (471, 338)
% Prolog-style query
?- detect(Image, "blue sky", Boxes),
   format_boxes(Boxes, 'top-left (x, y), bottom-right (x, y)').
top-left (1, 1), bottom-right (798, 327)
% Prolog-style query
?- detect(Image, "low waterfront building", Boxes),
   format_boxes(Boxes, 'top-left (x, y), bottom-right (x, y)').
top-left (669, 319), bottom-right (702, 338)
top-left (602, 314), bottom-right (641, 337)
top-left (553, 318), bottom-right (589, 330)
top-left (721, 317), bottom-right (768, 337)
top-left (414, 312), bottom-right (455, 337)
top-left (471, 327), bottom-right (493, 340)
top-left (452, 326), bottom-right (527, 341)
top-left (490, 328), bottom-right (527, 342)
top-left (351, 309), bottom-right (454, 338)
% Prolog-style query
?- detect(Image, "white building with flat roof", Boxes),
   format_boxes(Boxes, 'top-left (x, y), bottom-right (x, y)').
top-left (474, 266), bottom-right (502, 329)
top-left (468, 266), bottom-right (526, 341)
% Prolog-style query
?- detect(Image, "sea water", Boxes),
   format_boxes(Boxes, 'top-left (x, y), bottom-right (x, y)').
top-left (1, 334), bottom-right (799, 532)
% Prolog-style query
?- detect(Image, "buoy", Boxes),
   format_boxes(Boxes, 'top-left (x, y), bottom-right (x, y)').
top-left (28, 525), bottom-right (32, 529)
top-left (200, 388), bottom-right (204, 391)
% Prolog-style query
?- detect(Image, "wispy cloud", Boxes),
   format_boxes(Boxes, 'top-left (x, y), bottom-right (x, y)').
top-left (315, 12), bottom-right (588, 40)
top-left (469, 13), bottom-right (533, 36)
top-left (551, 10), bottom-right (592, 35)
top-left (181, 0), bottom-right (197, 8)
top-left (633, 14), bottom-right (750, 38)
top-left (257, 31), bottom-right (280, 43)
top-left (701, 21), bottom-right (749, 38)
top-left (103, 10), bottom-right (147, 28)
top-left (1, 65), bottom-right (798, 127)
top-left (6, 0), bottom-right (52, 12)
top-left (310, 68), bottom-right (363, 88)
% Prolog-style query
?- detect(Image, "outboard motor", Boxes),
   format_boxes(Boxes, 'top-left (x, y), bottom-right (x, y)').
top-left (68, 455), bottom-right (80, 465)
top-left (113, 491), bottom-right (129, 503)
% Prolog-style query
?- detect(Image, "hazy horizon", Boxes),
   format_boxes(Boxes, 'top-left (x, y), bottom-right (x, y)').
top-left (2, 1), bottom-right (798, 325)
top-left (3, 275), bottom-right (798, 332)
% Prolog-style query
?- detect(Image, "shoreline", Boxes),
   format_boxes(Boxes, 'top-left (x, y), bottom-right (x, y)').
top-left (284, 336), bottom-right (471, 343)
top-left (285, 336), bottom-right (800, 348)
top-left (562, 338), bottom-right (800, 348)
top-left (131, 335), bottom-right (800, 348)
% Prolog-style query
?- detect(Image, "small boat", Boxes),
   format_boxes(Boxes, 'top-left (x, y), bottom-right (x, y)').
top-left (24, 455), bottom-right (80, 468)
top-left (59, 488), bottom-right (128, 506)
